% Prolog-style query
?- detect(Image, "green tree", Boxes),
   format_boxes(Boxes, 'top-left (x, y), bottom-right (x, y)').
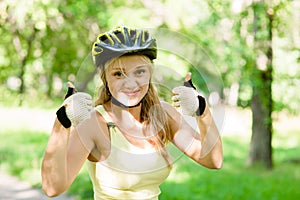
top-left (0, 0), bottom-right (110, 104)
top-left (171, 0), bottom-right (300, 169)
top-left (230, 0), bottom-right (300, 169)
top-left (247, 1), bottom-right (274, 169)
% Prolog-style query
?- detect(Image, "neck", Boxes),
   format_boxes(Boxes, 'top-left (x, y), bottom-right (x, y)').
top-left (106, 101), bottom-right (142, 124)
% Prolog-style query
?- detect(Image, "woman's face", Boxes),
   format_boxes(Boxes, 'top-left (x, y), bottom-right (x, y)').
top-left (105, 55), bottom-right (152, 107)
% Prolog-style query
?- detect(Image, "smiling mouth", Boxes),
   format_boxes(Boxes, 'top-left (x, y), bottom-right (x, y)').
top-left (123, 90), bottom-right (141, 96)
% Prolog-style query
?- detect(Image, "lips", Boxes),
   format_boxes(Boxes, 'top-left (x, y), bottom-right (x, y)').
top-left (123, 89), bottom-right (141, 97)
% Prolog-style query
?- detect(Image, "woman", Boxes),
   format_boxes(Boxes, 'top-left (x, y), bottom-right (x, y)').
top-left (41, 26), bottom-right (223, 200)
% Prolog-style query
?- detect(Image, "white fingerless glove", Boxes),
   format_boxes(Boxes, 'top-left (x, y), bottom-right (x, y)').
top-left (63, 92), bottom-right (93, 126)
top-left (172, 86), bottom-right (206, 116)
top-left (172, 86), bottom-right (199, 116)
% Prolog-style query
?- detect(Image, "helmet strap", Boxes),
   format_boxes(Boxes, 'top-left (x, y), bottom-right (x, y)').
top-left (106, 83), bottom-right (142, 108)
top-left (105, 80), bottom-right (149, 109)
top-left (110, 95), bottom-right (142, 108)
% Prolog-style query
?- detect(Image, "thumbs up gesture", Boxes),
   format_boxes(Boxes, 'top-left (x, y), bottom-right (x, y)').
top-left (172, 73), bottom-right (206, 117)
top-left (56, 82), bottom-right (93, 128)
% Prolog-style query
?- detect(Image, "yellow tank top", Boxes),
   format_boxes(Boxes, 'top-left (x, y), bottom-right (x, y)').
top-left (86, 105), bottom-right (171, 200)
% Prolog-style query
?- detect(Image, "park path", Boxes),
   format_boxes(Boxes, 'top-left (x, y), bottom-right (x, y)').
top-left (0, 172), bottom-right (74, 200)
top-left (0, 106), bottom-right (74, 200)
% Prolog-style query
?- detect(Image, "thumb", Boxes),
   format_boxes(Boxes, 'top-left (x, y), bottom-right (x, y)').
top-left (67, 81), bottom-right (75, 88)
top-left (183, 72), bottom-right (196, 90)
top-left (185, 72), bottom-right (192, 82)
top-left (65, 82), bottom-right (77, 99)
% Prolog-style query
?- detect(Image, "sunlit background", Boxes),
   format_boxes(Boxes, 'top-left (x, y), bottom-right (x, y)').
top-left (0, 0), bottom-right (299, 199)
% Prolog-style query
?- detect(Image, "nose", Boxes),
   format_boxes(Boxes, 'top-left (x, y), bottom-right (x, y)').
top-left (123, 76), bottom-right (138, 89)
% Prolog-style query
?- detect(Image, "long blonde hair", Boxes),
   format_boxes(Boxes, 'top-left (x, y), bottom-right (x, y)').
top-left (95, 55), bottom-right (173, 167)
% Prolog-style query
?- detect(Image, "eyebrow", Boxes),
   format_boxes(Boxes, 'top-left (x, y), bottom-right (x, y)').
top-left (111, 65), bottom-right (148, 71)
top-left (111, 67), bottom-right (125, 70)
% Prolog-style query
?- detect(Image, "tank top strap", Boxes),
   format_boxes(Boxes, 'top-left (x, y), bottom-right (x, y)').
top-left (95, 105), bottom-right (116, 128)
top-left (95, 105), bottom-right (130, 150)
top-left (94, 105), bottom-right (150, 152)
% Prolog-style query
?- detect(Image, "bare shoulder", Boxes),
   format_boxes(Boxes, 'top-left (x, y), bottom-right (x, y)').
top-left (75, 109), bottom-right (108, 138)
top-left (160, 101), bottom-right (174, 111)
top-left (160, 100), bottom-right (181, 119)
top-left (90, 109), bottom-right (111, 146)
top-left (75, 109), bottom-right (111, 161)
top-left (160, 101), bottom-right (183, 135)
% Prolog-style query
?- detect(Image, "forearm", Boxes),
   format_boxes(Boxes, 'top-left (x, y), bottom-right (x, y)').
top-left (196, 105), bottom-right (223, 169)
top-left (172, 74), bottom-right (223, 168)
top-left (41, 118), bottom-right (70, 196)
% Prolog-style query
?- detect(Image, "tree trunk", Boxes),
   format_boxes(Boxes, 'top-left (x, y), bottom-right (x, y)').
top-left (12, 29), bottom-right (37, 106)
top-left (248, 86), bottom-right (273, 169)
top-left (247, 2), bottom-right (274, 169)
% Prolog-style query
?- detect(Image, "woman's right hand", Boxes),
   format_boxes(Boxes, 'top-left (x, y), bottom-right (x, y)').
top-left (43, 82), bottom-right (94, 196)
top-left (56, 82), bottom-right (93, 128)
top-left (63, 92), bottom-right (93, 126)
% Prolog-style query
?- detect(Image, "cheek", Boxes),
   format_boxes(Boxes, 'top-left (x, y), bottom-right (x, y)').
top-left (107, 81), bottom-right (121, 93)
top-left (141, 80), bottom-right (150, 96)
top-left (106, 76), bottom-right (118, 91)
top-left (139, 74), bottom-right (151, 86)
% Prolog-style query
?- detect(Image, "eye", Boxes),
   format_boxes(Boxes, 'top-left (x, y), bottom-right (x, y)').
top-left (113, 71), bottom-right (125, 77)
top-left (135, 69), bottom-right (146, 76)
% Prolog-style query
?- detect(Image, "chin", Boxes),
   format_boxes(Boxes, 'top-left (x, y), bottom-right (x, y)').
top-left (116, 94), bottom-right (145, 107)
top-left (125, 99), bottom-right (141, 107)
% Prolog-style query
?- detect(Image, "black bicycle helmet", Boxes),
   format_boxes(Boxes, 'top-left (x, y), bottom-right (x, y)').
top-left (92, 26), bottom-right (157, 69)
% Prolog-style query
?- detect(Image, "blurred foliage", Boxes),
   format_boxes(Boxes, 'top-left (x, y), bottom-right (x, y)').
top-left (0, 0), bottom-right (299, 196)
top-left (0, 0), bottom-right (299, 113)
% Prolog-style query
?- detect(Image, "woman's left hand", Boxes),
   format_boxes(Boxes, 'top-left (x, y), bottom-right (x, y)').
top-left (172, 73), bottom-right (205, 116)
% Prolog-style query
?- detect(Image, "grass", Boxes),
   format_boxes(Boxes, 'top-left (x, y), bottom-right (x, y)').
top-left (0, 107), bottom-right (299, 200)
top-left (160, 136), bottom-right (300, 200)
top-left (0, 130), bottom-right (48, 186)
top-left (0, 129), bottom-right (94, 199)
